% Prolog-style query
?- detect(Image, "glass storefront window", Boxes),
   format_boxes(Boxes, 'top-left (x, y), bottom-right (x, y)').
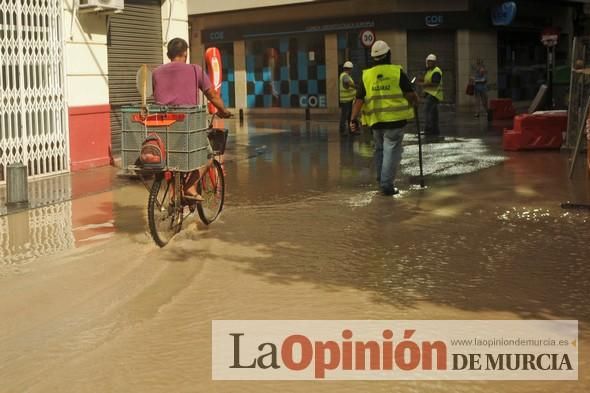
top-left (498, 31), bottom-right (548, 102)
top-left (245, 34), bottom-right (326, 108)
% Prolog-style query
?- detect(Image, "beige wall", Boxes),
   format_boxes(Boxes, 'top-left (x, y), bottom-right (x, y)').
top-left (190, 18), bottom-right (205, 65)
top-left (325, 33), bottom-right (339, 111)
top-left (456, 30), bottom-right (498, 111)
top-left (63, 1), bottom-right (109, 107)
top-left (377, 30), bottom-right (407, 69)
top-left (234, 41), bottom-right (247, 110)
top-left (161, 0), bottom-right (190, 61)
top-left (188, 0), bottom-right (316, 15)
top-left (64, 0), bottom-right (191, 107)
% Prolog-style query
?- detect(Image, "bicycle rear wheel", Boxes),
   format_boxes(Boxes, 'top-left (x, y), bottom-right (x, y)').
top-left (148, 174), bottom-right (183, 247)
top-left (196, 159), bottom-right (225, 225)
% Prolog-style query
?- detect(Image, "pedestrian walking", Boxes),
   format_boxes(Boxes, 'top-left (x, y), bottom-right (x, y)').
top-left (339, 61), bottom-right (356, 134)
top-left (350, 40), bottom-right (418, 196)
top-left (472, 58), bottom-right (488, 118)
top-left (418, 54), bottom-right (443, 136)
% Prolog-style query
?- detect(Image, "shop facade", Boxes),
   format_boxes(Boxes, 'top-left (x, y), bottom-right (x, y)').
top-left (65, 0), bottom-right (189, 167)
top-left (0, 0), bottom-right (189, 180)
top-left (190, 0), bottom-right (581, 114)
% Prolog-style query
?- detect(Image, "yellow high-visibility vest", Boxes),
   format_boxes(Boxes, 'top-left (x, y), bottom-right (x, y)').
top-left (339, 72), bottom-right (356, 103)
top-left (361, 64), bottom-right (414, 127)
top-left (424, 66), bottom-right (443, 101)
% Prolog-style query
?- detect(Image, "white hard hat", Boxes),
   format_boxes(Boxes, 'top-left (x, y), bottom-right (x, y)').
top-left (343, 61), bottom-right (353, 69)
top-left (371, 40), bottom-right (390, 59)
top-left (426, 54), bottom-right (437, 61)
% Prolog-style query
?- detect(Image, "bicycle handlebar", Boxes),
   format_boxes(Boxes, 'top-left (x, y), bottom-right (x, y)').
top-left (208, 111), bottom-right (233, 128)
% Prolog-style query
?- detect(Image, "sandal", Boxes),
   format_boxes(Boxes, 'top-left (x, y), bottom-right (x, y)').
top-left (183, 179), bottom-right (204, 202)
top-left (183, 191), bottom-right (204, 202)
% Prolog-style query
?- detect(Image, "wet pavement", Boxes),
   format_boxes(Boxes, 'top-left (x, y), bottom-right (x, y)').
top-left (0, 112), bottom-right (589, 392)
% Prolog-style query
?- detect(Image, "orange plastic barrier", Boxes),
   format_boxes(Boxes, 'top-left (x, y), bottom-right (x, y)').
top-left (490, 98), bottom-right (516, 120)
top-left (503, 111), bottom-right (567, 151)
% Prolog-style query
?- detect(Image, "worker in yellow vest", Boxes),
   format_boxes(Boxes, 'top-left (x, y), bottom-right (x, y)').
top-left (350, 40), bottom-right (418, 196)
top-left (339, 61), bottom-right (356, 134)
top-left (419, 53), bottom-right (443, 137)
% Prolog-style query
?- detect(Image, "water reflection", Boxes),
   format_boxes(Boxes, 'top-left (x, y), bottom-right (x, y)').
top-left (203, 117), bottom-right (590, 322)
top-left (0, 204), bottom-right (75, 273)
top-left (0, 116), bottom-right (589, 392)
top-left (224, 119), bottom-right (509, 206)
top-left (206, 189), bottom-right (590, 322)
top-left (0, 172), bottom-right (126, 270)
top-left (0, 172), bottom-right (72, 216)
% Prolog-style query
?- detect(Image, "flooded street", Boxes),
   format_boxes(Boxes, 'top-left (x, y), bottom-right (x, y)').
top-left (1, 115), bottom-right (589, 392)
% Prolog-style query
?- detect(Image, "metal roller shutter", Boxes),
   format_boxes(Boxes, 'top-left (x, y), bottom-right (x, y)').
top-left (108, 0), bottom-right (163, 154)
top-left (407, 30), bottom-right (456, 105)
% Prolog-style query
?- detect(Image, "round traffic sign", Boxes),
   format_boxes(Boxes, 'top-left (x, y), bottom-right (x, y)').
top-left (359, 29), bottom-right (376, 48)
top-left (541, 27), bottom-right (559, 48)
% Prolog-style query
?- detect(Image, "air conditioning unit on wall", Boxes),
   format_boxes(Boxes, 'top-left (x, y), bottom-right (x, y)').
top-left (78, 0), bottom-right (124, 13)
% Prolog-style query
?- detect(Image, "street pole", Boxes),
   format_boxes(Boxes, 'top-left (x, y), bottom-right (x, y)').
top-left (541, 28), bottom-right (558, 110)
top-left (548, 46), bottom-right (554, 109)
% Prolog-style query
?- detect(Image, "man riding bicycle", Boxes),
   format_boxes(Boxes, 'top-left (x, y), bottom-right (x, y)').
top-left (152, 37), bottom-right (231, 201)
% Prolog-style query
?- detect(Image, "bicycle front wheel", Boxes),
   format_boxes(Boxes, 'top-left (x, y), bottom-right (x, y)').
top-left (197, 159), bottom-right (225, 225)
top-left (148, 174), bottom-right (183, 247)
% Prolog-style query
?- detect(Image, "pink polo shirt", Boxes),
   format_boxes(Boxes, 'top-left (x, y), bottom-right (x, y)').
top-left (152, 62), bottom-right (212, 105)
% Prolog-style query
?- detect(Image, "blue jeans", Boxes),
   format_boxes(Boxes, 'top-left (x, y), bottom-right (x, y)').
top-left (372, 127), bottom-right (405, 190)
top-left (339, 101), bottom-right (353, 132)
top-left (424, 94), bottom-right (440, 135)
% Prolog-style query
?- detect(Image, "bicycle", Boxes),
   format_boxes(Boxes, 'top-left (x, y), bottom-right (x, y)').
top-left (123, 106), bottom-right (228, 247)
top-left (146, 147), bottom-right (225, 247)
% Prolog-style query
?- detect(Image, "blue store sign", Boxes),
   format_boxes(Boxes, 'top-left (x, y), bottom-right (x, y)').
top-left (425, 15), bottom-right (443, 28)
top-left (491, 2), bottom-right (517, 26)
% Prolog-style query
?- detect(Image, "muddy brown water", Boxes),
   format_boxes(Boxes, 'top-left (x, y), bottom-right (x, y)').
top-left (0, 118), bottom-right (588, 392)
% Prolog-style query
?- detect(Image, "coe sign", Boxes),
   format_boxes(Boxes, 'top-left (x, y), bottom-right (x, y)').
top-left (360, 29), bottom-right (376, 48)
top-left (299, 95), bottom-right (327, 108)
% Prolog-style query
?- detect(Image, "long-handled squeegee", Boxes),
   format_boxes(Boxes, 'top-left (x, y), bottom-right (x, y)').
top-left (411, 77), bottom-right (425, 188)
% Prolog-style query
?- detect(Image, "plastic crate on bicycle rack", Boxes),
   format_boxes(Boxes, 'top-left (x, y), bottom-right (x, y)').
top-left (121, 105), bottom-right (210, 171)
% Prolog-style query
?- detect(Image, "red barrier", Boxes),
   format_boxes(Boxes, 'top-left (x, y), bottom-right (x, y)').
top-left (489, 98), bottom-right (516, 120)
top-left (503, 111), bottom-right (567, 151)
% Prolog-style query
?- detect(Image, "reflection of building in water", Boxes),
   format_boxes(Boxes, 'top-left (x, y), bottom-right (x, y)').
top-left (0, 173), bottom-right (72, 216)
top-left (0, 174), bottom-right (75, 267)
top-left (234, 122), bottom-right (335, 196)
top-left (0, 203), bottom-right (75, 267)
top-left (28, 173), bottom-right (73, 207)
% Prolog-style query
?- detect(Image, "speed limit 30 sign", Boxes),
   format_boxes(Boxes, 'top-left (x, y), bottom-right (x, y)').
top-left (360, 29), bottom-right (376, 48)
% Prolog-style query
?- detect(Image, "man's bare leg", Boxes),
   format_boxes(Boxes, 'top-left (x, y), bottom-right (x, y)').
top-left (183, 170), bottom-right (204, 201)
